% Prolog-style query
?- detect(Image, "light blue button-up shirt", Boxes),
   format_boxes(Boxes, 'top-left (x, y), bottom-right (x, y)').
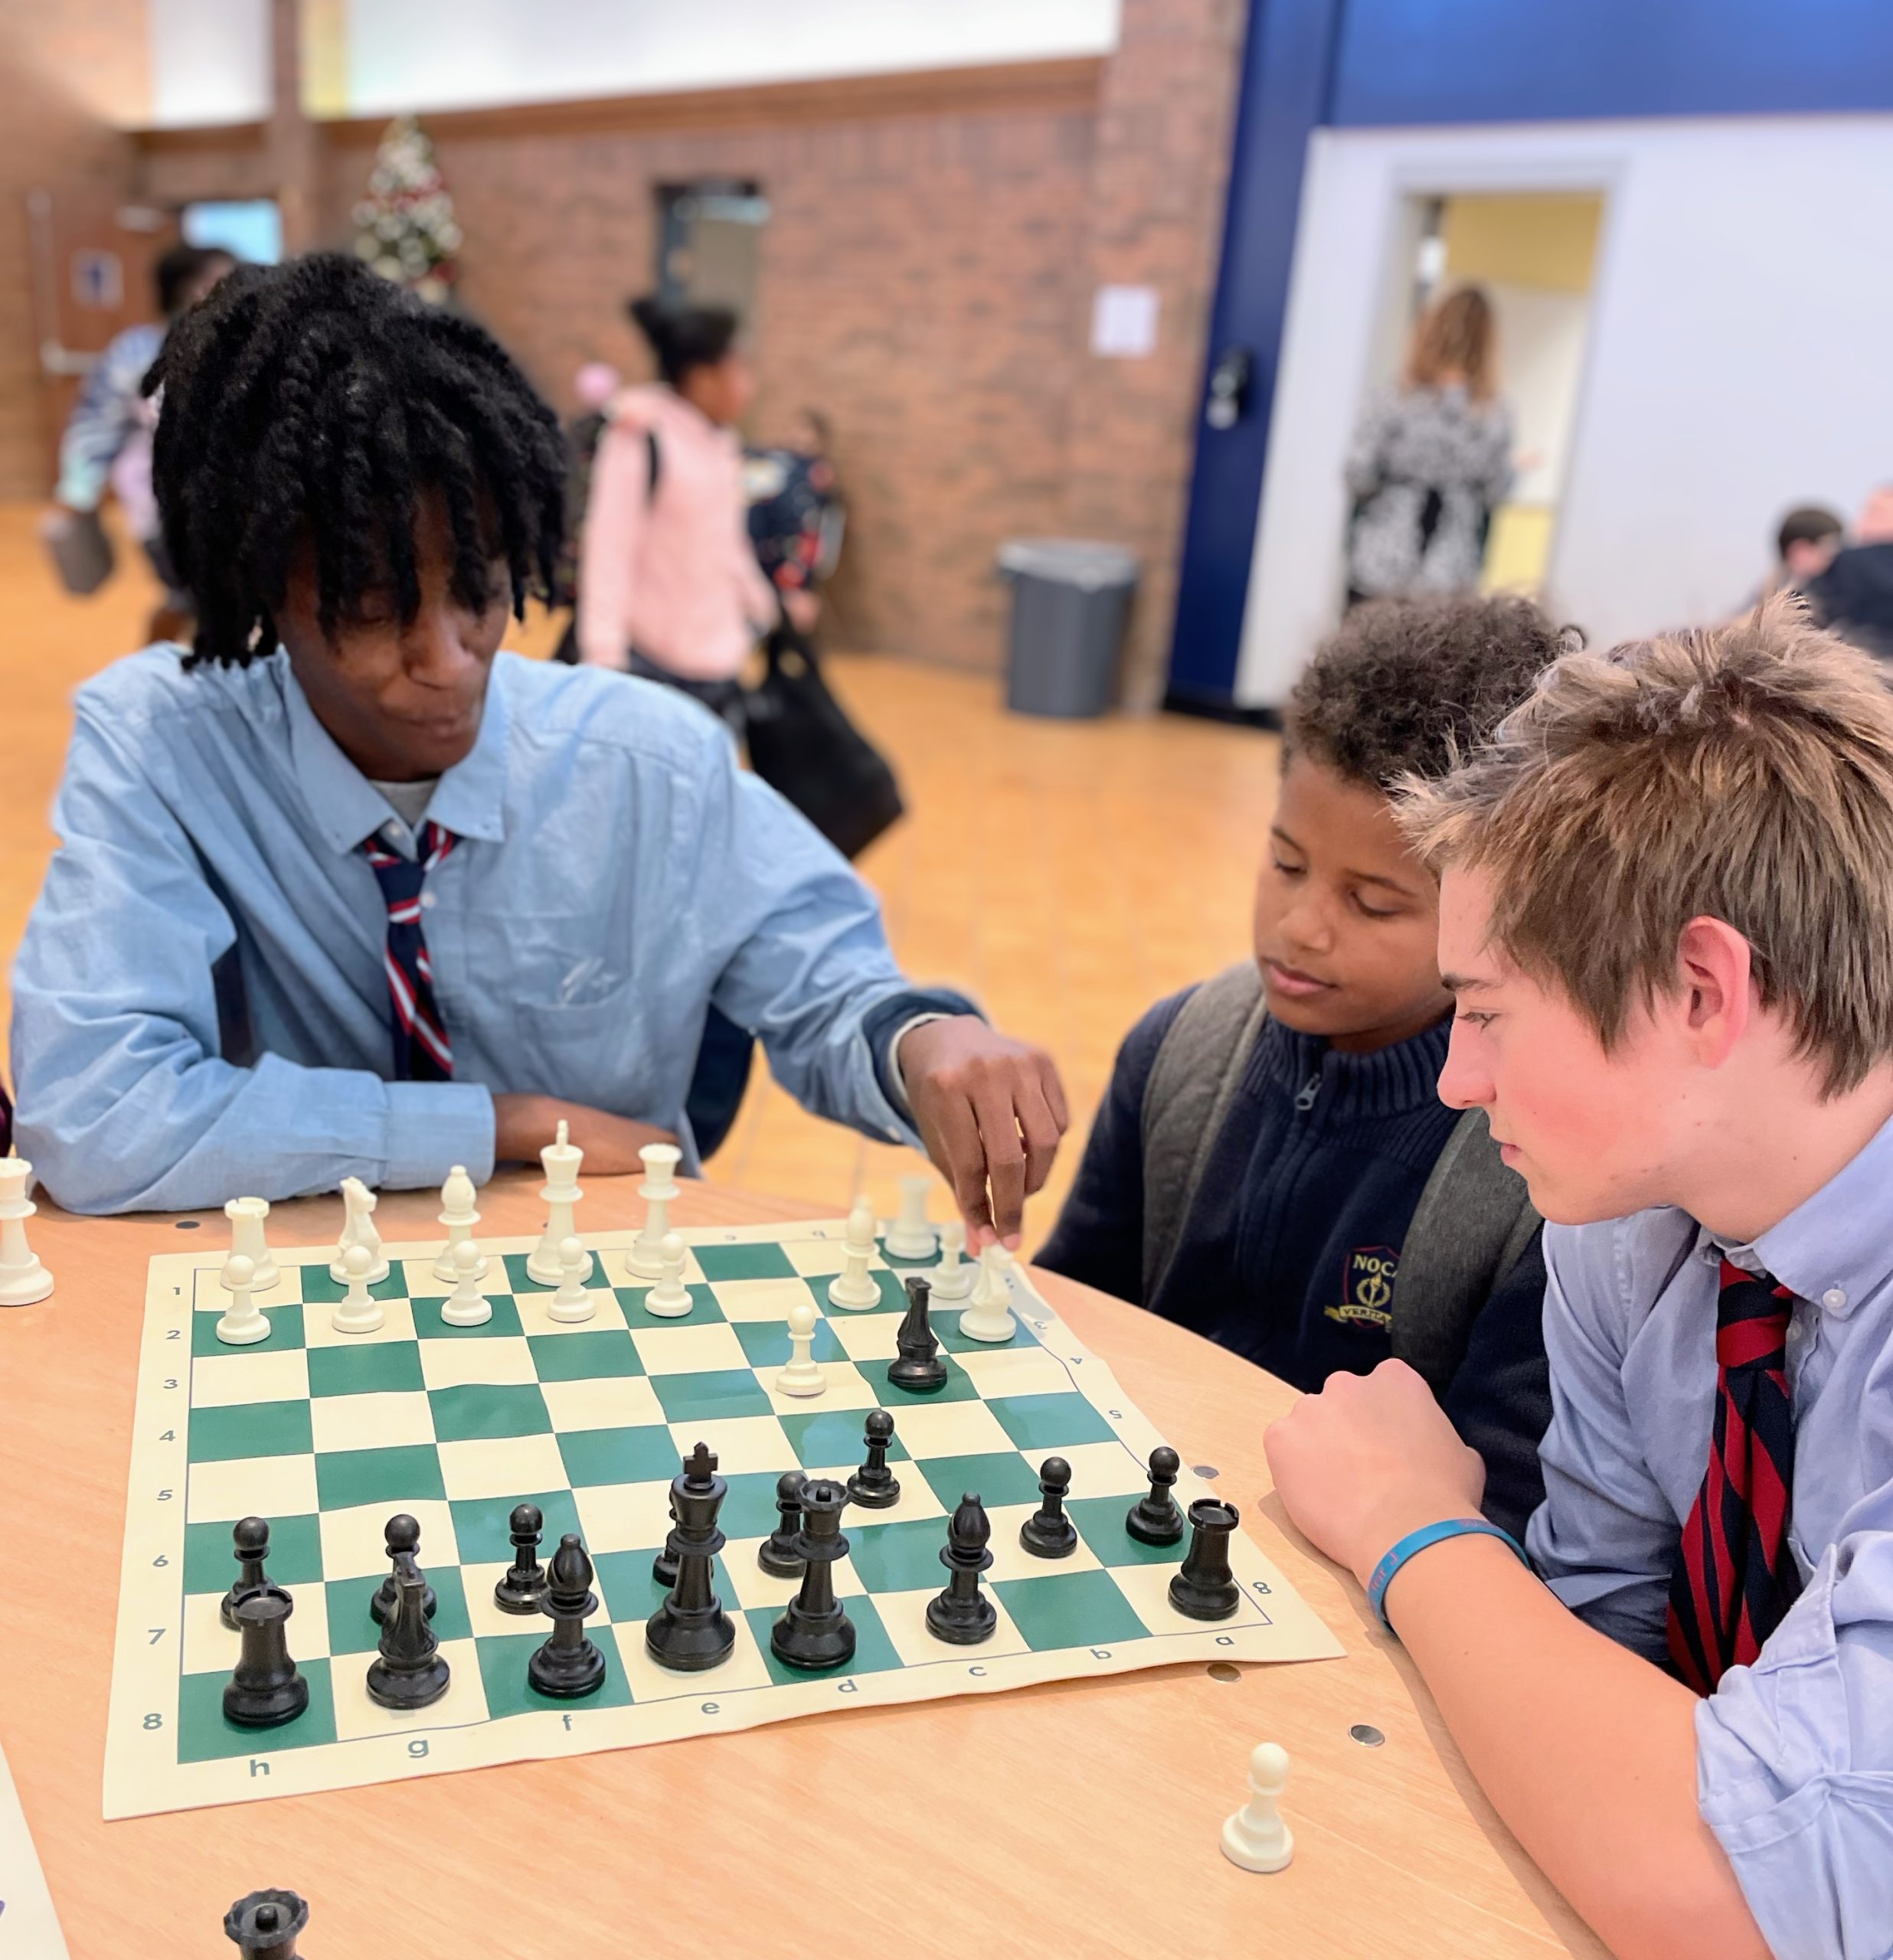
top-left (10, 646), bottom-right (933, 1214)
top-left (1528, 1112), bottom-right (1893, 1960)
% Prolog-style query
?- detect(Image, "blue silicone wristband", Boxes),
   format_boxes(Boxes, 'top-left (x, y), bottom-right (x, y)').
top-left (1365, 1519), bottom-right (1528, 1631)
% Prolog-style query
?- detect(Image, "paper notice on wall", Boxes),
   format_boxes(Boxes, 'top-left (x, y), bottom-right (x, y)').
top-left (0, 1745), bottom-right (66, 1959)
top-left (1090, 283), bottom-right (1160, 358)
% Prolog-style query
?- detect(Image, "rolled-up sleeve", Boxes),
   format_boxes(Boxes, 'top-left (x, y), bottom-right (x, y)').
top-left (9, 707), bottom-right (494, 1214)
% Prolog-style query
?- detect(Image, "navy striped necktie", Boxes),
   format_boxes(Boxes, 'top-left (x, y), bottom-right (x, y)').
top-left (361, 820), bottom-right (457, 1081)
top-left (1666, 1259), bottom-right (1803, 1694)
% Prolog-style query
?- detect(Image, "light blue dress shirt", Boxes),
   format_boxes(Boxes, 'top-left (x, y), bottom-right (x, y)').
top-left (10, 647), bottom-right (935, 1214)
top-left (1528, 1112), bottom-right (1893, 1960)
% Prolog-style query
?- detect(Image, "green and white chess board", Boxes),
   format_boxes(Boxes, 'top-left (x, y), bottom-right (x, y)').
top-left (107, 1217), bottom-right (1342, 1818)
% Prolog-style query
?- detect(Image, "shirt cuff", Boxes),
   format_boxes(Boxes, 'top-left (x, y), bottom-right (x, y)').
top-left (383, 1080), bottom-right (496, 1190)
top-left (884, 1014), bottom-right (953, 1116)
top-left (861, 988), bottom-right (982, 1125)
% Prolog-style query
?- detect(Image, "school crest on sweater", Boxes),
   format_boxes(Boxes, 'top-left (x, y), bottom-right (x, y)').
top-left (1326, 1245), bottom-right (1398, 1330)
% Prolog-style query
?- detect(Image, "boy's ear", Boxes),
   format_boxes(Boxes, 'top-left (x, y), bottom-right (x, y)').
top-left (1673, 916), bottom-right (1754, 1068)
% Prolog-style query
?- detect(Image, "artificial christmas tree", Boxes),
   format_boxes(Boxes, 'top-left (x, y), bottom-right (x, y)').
top-left (351, 115), bottom-right (462, 304)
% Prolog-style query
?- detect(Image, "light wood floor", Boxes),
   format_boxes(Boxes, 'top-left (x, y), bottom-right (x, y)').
top-left (0, 504), bottom-right (1281, 1249)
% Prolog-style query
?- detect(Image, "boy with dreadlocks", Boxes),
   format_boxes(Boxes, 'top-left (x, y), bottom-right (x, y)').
top-left (8, 256), bottom-right (1067, 1237)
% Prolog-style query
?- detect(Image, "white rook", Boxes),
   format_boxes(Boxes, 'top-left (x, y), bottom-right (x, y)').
top-left (224, 1196), bottom-right (280, 1292)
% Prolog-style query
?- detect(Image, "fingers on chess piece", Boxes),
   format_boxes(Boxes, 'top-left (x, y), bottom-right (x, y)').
top-left (1168, 1498), bottom-right (1242, 1622)
top-left (224, 1583), bottom-right (310, 1729)
top-left (0, 1155), bottom-right (54, 1307)
top-left (221, 1514), bottom-right (273, 1631)
top-left (770, 1478), bottom-right (856, 1671)
top-left (548, 1233), bottom-right (598, 1324)
top-left (845, 1409), bottom-right (901, 1509)
top-left (1019, 1456), bottom-right (1078, 1559)
top-left (642, 1230), bottom-right (695, 1318)
top-left (1125, 1446), bottom-right (1186, 1546)
top-left (776, 1298), bottom-right (826, 1396)
top-left (757, 1469), bottom-right (808, 1578)
top-left (646, 1442), bottom-right (737, 1672)
top-left (440, 1234), bottom-right (494, 1327)
top-left (1221, 1742), bottom-right (1294, 1873)
top-left (370, 1514), bottom-right (438, 1627)
top-left (331, 1241), bottom-right (385, 1335)
top-left (926, 1493), bottom-right (997, 1645)
top-left (493, 1501), bottom-right (549, 1614)
top-left (215, 1251), bottom-right (270, 1347)
top-left (366, 1556), bottom-right (451, 1711)
top-left (528, 1534), bottom-right (608, 1698)
top-left (224, 1887), bottom-right (310, 1958)
top-left (888, 1275), bottom-right (948, 1393)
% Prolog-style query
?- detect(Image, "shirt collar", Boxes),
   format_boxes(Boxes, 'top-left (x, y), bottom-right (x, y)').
top-left (281, 655), bottom-right (512, 854)
top-left (1702, 1104), bottom-right (1893, 1320)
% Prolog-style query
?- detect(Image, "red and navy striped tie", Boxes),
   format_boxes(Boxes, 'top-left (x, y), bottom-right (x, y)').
top-left (1666, 1259), bottom-right (1803, 1694)
top-left (361, 821), bottom-right (457, 1082)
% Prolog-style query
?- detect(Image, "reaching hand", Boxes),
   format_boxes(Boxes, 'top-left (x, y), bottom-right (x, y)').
top-left (897, 1016), bottom-right (1069, 1250)
top-left (491, 1094), bottom-right (678, 1177)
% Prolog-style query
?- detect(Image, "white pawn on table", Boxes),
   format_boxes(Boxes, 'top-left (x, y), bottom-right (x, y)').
top-left (776, 1300), bottom-right (826, 1397)
top-left (625, 1141), bottom-right (683, 1280)
top-left (528, 1121), bottom-right (590, 1287)
top-left (224, 1196), bottom-right (280, 1293)
top-left (441, 1237), bottom-right (494, 1327)
top-left (0, 1156), bottom-right (53, 1308)
top-left (826, 1196), bottom-right (881, 1311)
top-left (1221, 1743), bottom-right (1294, 1873)
top-left (214, 1253), bottom-right (270, 1346)
top-left (929, 1217), bottom-right (973, 1302)
top-left (958, 1245), bottom-right (1018, 1344)
top-left (332, 1243), bottom-right (385, 1334)
top-left (331, 1177), bottom-right (389, 1285)
top-left (882, 1174), bottom-right (937, 1261)
top-left (433, 1164), bottom-right (486, 1284)
top-left (642, 1233), bottom-right (694, 1318)
top-left (548, 1235), bottom-right (598, 1325)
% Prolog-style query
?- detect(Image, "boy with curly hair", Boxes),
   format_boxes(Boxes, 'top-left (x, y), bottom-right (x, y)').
top-left (1038, 593), bottom-right (1567, 1534)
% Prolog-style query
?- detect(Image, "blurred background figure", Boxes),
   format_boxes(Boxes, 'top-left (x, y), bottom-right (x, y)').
top-left (744, 407), bottom-right (844, 641)
top-left (1767, 504), bottom-right (1845, 597)
top-left (1342, 286), bottom-right (1512, 608)
top-left (39, 242), bottom-right (234, 642)
top-left (1806, 485), bottom-right (1893, 662)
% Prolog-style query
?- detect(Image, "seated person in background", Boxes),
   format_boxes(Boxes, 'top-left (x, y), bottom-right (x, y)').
top-left (1267, 601), bottom-right (1893, 1960)
top-left (8, 255), bottom-right (1067, 1238)
top-left (1806, 482), bottom-right (1893, 664)
top-left (1037, 594), bottom-right (1567, 1537)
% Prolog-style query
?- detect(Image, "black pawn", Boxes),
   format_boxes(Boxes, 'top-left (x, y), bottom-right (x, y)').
top-left (757, 1470), bottom-right (807, 1579)
top-left (646, 1442), bottom-right (737, 1672)
top-left (221, 1514), bottom-right (272, 1631)
top-left (1019, 1455), bottom-right (1078, 1559)
top-left (224, 1585), bottom-right (309, 1729)
top-left (770, 1479), bottom-right (857, 1670)
top-left (1168, 1498), bottom-right (1242, 1622)
top-left (845, 1408), bottom-right (902, 1509)
top-left (370, 1513), bottom-right (437, 1625)
top-left (493, 1501), bottom-right (549, 1614)
top-left (925, 1492), bottom-right (997, 1645)
top-left (528, 1534), bottom-right (607, 1697)
top-left (1125, 1446), bottom-right (1186, 1546)
top-left (224, 1888), bottom-right (309, 1958)
top-left (366, 1559), bottom-right (451, 1709)
top-left (652, 1492), bottom-right (681, 1588)
top-left (888, 1274), bottom-right (947, 1393)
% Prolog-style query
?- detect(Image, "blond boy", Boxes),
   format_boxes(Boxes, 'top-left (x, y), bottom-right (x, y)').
top-left (1267, 600), bottom-right (1893, 1960)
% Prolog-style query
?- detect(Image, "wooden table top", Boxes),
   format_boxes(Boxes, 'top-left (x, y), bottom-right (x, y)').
top-left (0, 1170), bottom-right (1602, 1960)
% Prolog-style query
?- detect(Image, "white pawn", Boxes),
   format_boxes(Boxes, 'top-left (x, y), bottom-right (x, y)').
top-left (548, 1235), bottom-right (598, 1325)
top-left (331, 1177), bottom-right (389, 1285)
top-left (0, 1157), bottom-right (54, 1308)
top-left (625, 1141), bottom-right (683, 1279)
top-left (1221, 1743), bottom-right (1294, 1874)
top-left (224, 1196), bottom-right (280, 1292)
top-left (528, 1119), bottom-right (590, 1286)
top-left (642, 1232), bottom-right (694, 1318)
top-left (826, 1195), bottom-right (881, 1310)
top-left (929, 1217), bottom-right (973, 1301)
top-left (440, 1236), bottom-right (493, 1328)
top-left (776, 1300), bottom-right (826, 1397)
top-left (958, 1244), bottom-right (1018, 1344)
top-left (882, 1174), bottom-right (937, 1261)
top-left (332, 1243), bottom-right (385, 1334)
top-left (214, 1252), bottom-right (270, 1346)
top-left (433, 1164), bottom-right (486, 1283)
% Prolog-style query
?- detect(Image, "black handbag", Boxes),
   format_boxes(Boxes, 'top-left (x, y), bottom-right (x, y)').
top-left (744, 621), bottom-right (904, 861)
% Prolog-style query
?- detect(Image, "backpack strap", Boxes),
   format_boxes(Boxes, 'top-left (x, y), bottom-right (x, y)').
top-left (1390, 1106), bottom-right (1542, 1396)
top-left (1139, 962), bottom-right (1267, 1305)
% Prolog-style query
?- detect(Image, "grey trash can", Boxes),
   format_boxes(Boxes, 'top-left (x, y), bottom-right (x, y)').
top-left (998, 538), bottom-right (1139, 718)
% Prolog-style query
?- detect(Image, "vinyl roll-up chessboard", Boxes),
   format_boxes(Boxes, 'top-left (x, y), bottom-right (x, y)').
top-left (106, 1217), bottom-right (1342, 1818)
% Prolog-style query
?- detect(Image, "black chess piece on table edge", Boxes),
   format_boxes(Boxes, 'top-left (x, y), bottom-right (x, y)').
top-left (770, 1478), bottom-right (856, 1671)
top-left (646, 1442), bottom-right (737, 1672)
top-left (369, 1513), bottom-right (437, 1625)
top-left (221, 1514), bottom-right (272, 1631)
top-left (926, 1492), bottom-right (997, 1645)
top-left (366, 1558), bottom-right (451, 1710)
top-left (845, 1408), bottom-right (901, 1508)
top-left (224, 1585), bottom-right (310, 1729)
top-left (1168, 1498), bottom-right (1242, 1622)
top-left (224, 1887), bottom-right (309, 1958)
top-left (494, 1501), bottom-right (549, 1613)
top-left (887, 1274), bottom-right (948, 1393)
top-left (528, 1534), bottom-right (608, 1698)
top-left (1125, 1446), bottom-right (1186, 1546)
top-left (758, 1469), bottom-right (807, 1578)
top-left (1019, 1456), bottom-right (1078, 1558)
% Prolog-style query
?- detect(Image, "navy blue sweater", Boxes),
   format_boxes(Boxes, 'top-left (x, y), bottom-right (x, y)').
top-left (1036, 989), bottom-right (1551, 1538)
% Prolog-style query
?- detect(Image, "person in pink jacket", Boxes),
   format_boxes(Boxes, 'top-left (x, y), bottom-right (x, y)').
top-left (577, 296), bottom-right (778, 732)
